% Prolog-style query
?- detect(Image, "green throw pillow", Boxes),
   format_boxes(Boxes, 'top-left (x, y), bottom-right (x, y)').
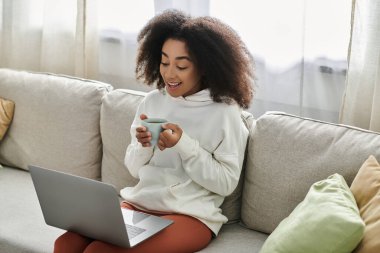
top-left (259, 173), bottom-right (364, 253)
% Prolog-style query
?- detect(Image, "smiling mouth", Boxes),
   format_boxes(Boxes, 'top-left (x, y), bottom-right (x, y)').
top-left (167, 82), bottom-right (182, 88)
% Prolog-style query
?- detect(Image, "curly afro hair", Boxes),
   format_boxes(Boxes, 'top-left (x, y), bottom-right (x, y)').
top-left (136, 9), bottom-right (255, 109)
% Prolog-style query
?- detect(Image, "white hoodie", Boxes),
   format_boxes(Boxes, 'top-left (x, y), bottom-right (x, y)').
top-left (121, 89), bottom-right (249, 235)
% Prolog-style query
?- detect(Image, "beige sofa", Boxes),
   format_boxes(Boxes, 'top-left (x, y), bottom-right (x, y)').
top-left (1, 68), bottom-right (379, 253)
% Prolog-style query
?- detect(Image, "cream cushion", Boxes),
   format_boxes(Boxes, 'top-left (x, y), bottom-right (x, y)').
top-left (351, 155), bottom-right (380, 253)
top-left (0, 97), bottom-right (15, 141)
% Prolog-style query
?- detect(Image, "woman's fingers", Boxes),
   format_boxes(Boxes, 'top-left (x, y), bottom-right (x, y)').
top-left (136, 126), bottom-right (151, 146)
top-left (140, 114), bottom-right (148, 120)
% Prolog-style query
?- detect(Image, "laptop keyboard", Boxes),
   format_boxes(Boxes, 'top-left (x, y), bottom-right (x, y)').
top-left (126, 224), bottom-right (146, 239)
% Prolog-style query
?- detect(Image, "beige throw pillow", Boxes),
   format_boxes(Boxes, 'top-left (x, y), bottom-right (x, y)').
top-left (351, 155), bottom-right (380, 253)
top-left (0, 97), bottom-right (15, 141)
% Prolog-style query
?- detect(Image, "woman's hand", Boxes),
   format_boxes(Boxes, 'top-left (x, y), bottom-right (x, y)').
top-left (135, 114), bottom-right (152, 147)
top-left (157, 123), bottom-right (183, 151)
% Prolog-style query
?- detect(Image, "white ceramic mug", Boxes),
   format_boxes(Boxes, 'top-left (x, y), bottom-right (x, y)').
top-left (141, 118), bottom-right (168, 146)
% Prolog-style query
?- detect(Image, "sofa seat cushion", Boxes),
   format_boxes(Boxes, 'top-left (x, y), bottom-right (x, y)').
top-left (197, 223), bottom-right (268, 253)
top-left (242, 112), bottom-right (380, 233)
top-left (0, 165), bottom-right (65, 253)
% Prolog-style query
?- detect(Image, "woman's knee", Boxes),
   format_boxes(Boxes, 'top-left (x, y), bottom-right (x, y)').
top-left (83, 241), bottom-right (126, 253)
top-left (54, 231), bottom-right (92, 253)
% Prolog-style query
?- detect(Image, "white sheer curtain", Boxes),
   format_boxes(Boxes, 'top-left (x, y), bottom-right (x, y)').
top-left (0, 0), bottom-right (351, 123)
top-left (0, 0), bottom-right (99, 79)
top-left (340, 0), bottom-right (380, 132)
top-left (97, 0), bottom-right (351, 122)
top-left (209, 0), bottom-right (351, 122)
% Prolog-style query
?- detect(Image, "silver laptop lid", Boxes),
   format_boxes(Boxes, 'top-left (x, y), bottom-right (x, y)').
top-left (29, 165), bottom-right (131, 248)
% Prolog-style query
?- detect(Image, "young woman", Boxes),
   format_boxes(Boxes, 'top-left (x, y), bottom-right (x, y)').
top-left (54, 9), bottom-right (255, 253)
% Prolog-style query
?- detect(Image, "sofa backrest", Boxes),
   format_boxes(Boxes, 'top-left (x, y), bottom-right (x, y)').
top-left (241, 111), bottom-right (380, 234)
top-left (0, 69), bottom-right (112, 179)
top-left (100, 89), bottom-right (144, 190)
top-left (100, 89), bottom-right (255, 223)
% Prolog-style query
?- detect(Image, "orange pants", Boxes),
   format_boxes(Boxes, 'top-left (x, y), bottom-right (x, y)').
top-left (54, 202), bottom-right (212, 253)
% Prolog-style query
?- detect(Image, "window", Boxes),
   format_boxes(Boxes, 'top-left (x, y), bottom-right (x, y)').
top-left (97, 0), bottom-right (351, 122)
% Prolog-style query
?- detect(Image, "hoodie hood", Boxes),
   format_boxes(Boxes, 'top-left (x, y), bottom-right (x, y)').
top-left (166, 88), bottom-right (214, 105)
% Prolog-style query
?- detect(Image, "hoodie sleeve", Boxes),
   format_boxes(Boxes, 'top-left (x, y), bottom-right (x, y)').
top-left (172, 108), bottom-right (249, 196)
top-left (124, 98), bottom-right (154, 179)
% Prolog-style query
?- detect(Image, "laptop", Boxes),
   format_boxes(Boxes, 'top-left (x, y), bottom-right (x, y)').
top-left (29, 165), bottom-right (173, 248)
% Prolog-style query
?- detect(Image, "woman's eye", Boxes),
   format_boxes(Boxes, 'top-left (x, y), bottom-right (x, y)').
top-left (160, 62), bottom-right (187, 70)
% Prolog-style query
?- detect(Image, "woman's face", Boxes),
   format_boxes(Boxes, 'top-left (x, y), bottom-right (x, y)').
top-left (160, 38), bottom-right (202, 98)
